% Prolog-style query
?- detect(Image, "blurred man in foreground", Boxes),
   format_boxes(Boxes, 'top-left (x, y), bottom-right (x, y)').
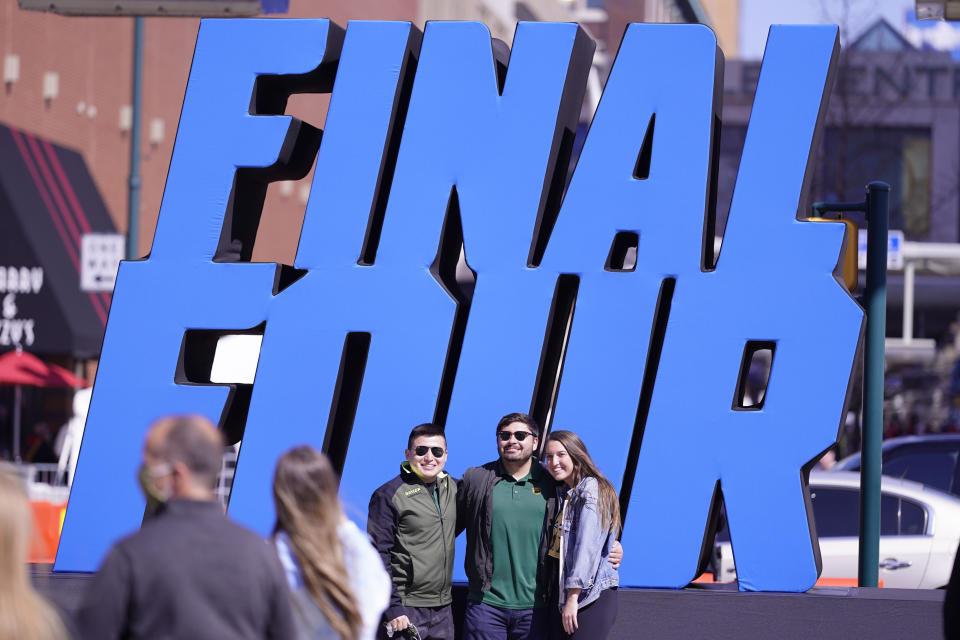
top-left (77, 415), bottom-right (294, 639)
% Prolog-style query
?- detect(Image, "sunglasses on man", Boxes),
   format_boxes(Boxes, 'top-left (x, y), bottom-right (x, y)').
top-left (498, 430), bottom-right (535, 442)
top-left (413, 446), bottom-right (446, 457)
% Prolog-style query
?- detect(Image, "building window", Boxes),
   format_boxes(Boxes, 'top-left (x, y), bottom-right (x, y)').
top-left (816, 126), bottom-right (932, 239)
top-left (714, 125), bottom-right (932, 241)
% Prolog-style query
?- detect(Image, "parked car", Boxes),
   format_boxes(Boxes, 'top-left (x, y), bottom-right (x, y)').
top-left (834, 434), bottom-right (960, 498)
top-left (714, 471), bottom-right (960, 589)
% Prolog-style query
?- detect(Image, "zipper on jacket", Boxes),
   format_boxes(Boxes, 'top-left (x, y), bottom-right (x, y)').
top-left (437, 479), bottom-right (447, 588)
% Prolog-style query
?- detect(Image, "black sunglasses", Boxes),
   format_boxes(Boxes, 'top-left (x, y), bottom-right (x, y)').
top-left (414, 446), bottom-right (446, 457)
top-left (498, 430), bottom-right (534, 442)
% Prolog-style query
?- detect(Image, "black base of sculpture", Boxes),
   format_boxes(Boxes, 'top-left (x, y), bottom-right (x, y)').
top-left (34, 566), bottom-right (944, 640)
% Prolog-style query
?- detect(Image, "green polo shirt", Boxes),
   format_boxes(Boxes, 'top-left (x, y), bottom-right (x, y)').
top-left (470, 461), bottom-right (549, 609)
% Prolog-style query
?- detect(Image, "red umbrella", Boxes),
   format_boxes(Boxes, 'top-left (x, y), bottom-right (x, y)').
top-left (0, 349), bottom-right (87, 387)
top-left (0, 348), bottom-right (89, 461)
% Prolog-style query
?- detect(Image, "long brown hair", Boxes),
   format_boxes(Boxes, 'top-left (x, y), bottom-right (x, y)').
top-left (272, 446), bottom-right (362, 640)
top-left (0, 465), bottom-right (67, 640)
top-left (547, 431), bottom-right (621, 535)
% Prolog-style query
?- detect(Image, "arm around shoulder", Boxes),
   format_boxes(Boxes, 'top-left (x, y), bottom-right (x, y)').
top-left (457, 464), bottom-right (494, 535)
top-left (456, 471), bottom-right (472, 535)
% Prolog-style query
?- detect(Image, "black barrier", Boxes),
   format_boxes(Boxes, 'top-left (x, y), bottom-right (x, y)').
top-left (33, 568), bottom-right (946, 640)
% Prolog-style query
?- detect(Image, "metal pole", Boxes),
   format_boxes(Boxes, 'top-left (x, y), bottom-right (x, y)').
top-left (903, 260), bottom-right (915, 343)
top-left (859, 181), bottom-right (890, 588)
top-left (127, 16), bottom-right (144, 260)
top-left (12, 384), bottom-right (21, 462)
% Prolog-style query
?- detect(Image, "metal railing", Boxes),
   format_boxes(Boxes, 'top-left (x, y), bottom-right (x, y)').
top-left (15, 447), bottom-right (239, 508)
top-left (215, 446), bottom-right (238, 508)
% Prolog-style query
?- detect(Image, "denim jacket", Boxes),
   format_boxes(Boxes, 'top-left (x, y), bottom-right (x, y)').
top-left (557, 477), bottom-right (619, 610)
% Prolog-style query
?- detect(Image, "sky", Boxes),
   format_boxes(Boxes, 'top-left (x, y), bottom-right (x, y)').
top-left (739, 0), bottom-right (920, 59)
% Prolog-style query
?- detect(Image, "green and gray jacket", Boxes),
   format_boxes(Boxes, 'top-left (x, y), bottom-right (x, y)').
top-left (367, 462), bottom-right (457, 619)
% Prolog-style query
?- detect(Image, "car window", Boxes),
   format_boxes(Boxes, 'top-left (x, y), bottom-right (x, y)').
top-left (898, 499), bottom-right (926, 535)
top-left (812, 487), bottom-right (929, 538)
top-left (879, 494), bottom-right (927, 536)
top-left (883, 450), bottom-right (958, 493)
top-left (834, 453), bottom-right (860, 471)
top-left (810, 487), bottom-right (859, 537)
top-left (880, 495), bottom-right (899, 536)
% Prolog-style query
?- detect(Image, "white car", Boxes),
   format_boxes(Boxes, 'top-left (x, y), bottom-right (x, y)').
top-left (714, 471), bottom-right (960, 589)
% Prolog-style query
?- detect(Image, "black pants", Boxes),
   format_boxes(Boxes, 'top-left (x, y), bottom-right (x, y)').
top-left (378, 605), bottom-right (454, 640)
top-left (462, 600), bottom-right (549, 640)
top-left (549, 588), bottom-right (618, 640)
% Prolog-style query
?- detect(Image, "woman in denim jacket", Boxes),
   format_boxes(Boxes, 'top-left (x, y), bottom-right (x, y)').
top-left (543, 430), bottom-right (620, 639)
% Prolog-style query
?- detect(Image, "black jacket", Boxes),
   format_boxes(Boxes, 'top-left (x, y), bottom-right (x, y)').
top-left (368, 463), bottom-right (457, 619)
top-left (456, 459), bottom-right (558, 596)
top-left (77, 498), bottom-right (294, 640)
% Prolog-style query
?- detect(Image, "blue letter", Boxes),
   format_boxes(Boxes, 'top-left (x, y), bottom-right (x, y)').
top-left (627, 25), bottom-right (859, 591)
top-left (57, 19), bottom-right (343, 571)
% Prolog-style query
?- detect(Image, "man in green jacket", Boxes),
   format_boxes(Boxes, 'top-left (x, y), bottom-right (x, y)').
top-left (368, 423), bottom-right (457, 640)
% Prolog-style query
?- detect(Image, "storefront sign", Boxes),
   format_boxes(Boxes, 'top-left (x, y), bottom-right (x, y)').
top-left (0, 265), bottom-right (43, 347)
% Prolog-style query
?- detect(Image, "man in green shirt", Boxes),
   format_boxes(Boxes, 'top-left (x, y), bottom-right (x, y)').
top-left (457, 413), bottom-right (623, 640)
top-left (458, 413), bottom-right (621, 640)
top-left (458, 413), bottom-right (551, 639)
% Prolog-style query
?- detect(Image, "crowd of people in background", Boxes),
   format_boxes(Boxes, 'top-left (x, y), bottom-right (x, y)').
top-left (0, 411), bottom-right (624, 640)
top-left (880, 313), bottom-right (960, 440)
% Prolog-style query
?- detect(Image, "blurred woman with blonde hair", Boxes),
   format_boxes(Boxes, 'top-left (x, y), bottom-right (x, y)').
top-left (273, 446), bottom-right (390, 640)
top-left (0, 464), bottom-right (68, 640)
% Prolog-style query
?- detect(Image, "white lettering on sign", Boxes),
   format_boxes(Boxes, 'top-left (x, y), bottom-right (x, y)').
top-left (0, 318), bottom-right (35, 347)
top-left (0, 266), bottom-right (43, 294)
top-left (81, 234), bottom-right (124, 292)
top-left (0, 267), bottom-right (42, 347)
top-left (2, 293), bottom-right (17, 319)
top-left (0, 292), bottom-right (34, 346)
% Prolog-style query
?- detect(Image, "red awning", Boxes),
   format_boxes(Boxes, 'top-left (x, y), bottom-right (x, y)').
top-left (0, 123), bottom-right (118, 357)
top-left (0, 349), bottom-right (88, 388)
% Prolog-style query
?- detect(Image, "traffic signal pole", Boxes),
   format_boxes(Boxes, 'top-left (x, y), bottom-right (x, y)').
top-left (859, 182), bottom-right (890, 587)
top-left (812, 181), bottom-right (890, 588)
